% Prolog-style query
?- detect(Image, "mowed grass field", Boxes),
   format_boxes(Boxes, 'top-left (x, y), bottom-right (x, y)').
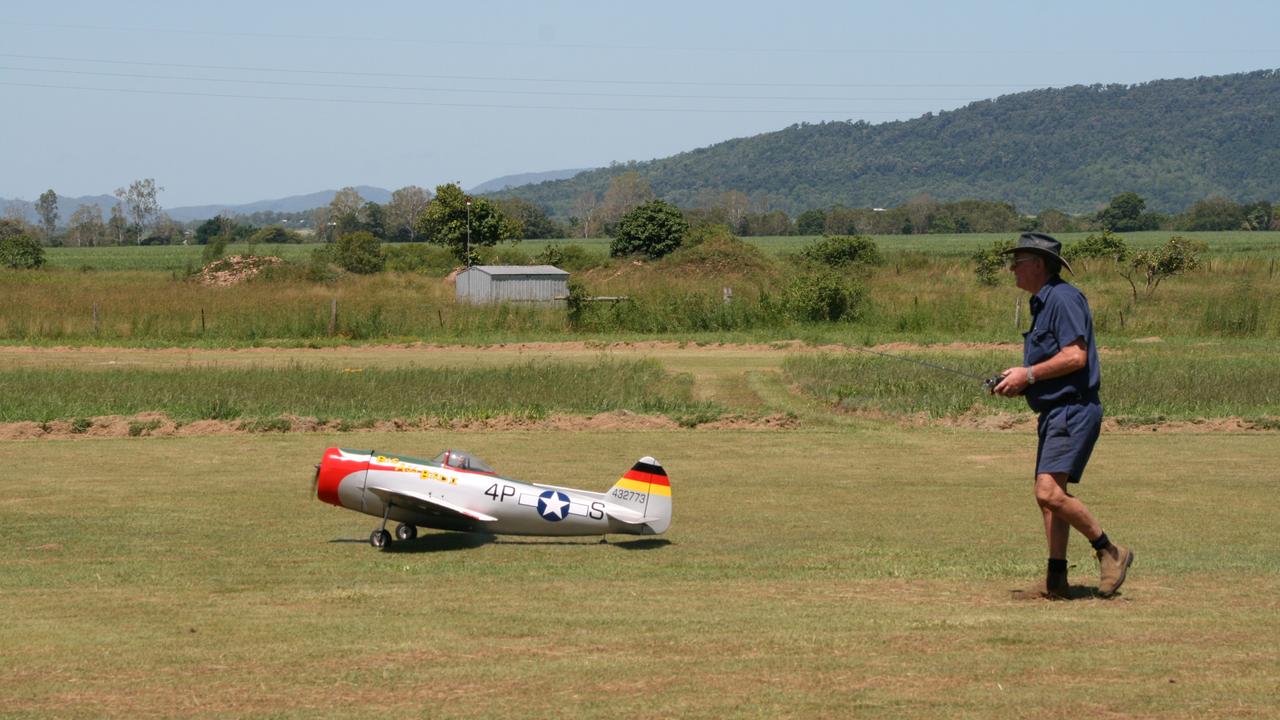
top-left (2, 345), bottom-right (1278, 717)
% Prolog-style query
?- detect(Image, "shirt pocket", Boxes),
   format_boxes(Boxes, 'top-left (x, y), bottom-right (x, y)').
top-left (1024, 326), bottom-right (1059, 365)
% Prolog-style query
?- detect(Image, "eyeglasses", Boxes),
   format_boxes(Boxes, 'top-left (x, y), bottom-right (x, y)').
top-left (1008, 257), bottom-right (1037, 270)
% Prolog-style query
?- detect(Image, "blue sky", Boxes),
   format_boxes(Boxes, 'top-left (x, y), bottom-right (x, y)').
top-left (3, 0), bottom-right (1278, 207)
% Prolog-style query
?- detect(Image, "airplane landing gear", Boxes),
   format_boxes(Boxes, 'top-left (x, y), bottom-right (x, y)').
top-left (370, 502), bottom-right (394, 550)
top-left (395, 523), bottom-right (417, 542)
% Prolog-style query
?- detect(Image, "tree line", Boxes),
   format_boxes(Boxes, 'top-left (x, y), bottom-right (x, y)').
top-left (6, 175), bottom-right (1275, 269)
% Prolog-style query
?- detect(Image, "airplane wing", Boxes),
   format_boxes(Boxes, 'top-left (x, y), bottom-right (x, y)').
top-left (365, 485), bottom-right (498, 523)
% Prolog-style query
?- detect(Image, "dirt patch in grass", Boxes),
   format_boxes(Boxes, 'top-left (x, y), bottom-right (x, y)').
top-left (0, 411), bottom-right (800, 440)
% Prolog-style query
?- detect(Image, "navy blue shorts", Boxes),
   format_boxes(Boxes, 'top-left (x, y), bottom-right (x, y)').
top-left (1035, 402), bottom-right (1103, 483)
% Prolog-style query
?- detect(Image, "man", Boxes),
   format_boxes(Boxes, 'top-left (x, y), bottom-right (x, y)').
top-left (992, 232), bottom-right (1133, 599)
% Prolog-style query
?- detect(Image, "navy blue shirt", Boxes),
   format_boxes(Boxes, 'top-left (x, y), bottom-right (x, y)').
top-left (1023, 278), bottom-right (1101, 413)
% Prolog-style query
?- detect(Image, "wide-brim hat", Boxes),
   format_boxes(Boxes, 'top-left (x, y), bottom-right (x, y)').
top-left (1001, 232), bottom-right (1073, 275)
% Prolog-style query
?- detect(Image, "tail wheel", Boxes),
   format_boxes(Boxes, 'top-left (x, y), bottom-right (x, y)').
top-left (395, 523), bottom-right (417, 542)
top-left (370, 529), bottom-right (392, 549)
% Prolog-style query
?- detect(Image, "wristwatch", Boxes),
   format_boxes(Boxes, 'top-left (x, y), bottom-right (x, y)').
top-left (1026, 365), bottom-right (1036, 385)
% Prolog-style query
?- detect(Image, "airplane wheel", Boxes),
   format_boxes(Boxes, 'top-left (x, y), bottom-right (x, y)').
top-left (395, 523), bottom-right (417, 542)
top-left (370, 529), bottom-right (392, 549)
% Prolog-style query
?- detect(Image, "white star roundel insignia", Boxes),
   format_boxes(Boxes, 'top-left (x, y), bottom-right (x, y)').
top-left (537, 491), bottom-right (570, 521)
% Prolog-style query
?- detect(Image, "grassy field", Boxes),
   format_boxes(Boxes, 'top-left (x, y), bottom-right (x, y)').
top-left (1, 341), bottom-right (1276, 427)
top-left (9, 232), bottom-right (1280, 345)
top-left (5, 232), bottom-right (1277, 716)
top-left (2, 427), bottom-right (1278, 718)
top-left (40, 230), bottom-right (1280, 271)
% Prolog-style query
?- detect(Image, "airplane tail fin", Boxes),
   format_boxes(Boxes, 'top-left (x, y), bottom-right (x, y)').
top-left (605, 456), bottom-right (672, 535)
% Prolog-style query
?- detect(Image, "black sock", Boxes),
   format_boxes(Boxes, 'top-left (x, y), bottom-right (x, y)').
top-left (1090, 533), bottom-right (1112, 551)
top-left (1047, 558), bottom-right (1068, 575)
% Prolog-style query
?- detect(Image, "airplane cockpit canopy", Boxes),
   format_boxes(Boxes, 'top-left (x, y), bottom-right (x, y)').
top-left (432, 450), bottom-right (496, 474)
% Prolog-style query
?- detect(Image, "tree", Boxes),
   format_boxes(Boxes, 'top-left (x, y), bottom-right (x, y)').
top-left (35, 190), bottom-right (58, 239)
top-left (1119, 236), bottom-right (1205, 301)
top-left (1241, 201), bottom-right (1273, 231)
top-left (494, 198), bottom-right (563, 239)
top-left (570, 190), bottom-right (602, 238)
top-left (610, 200), bottom-right (688, 259)
top-left (795, 209), bottom-right (826, 235)
top-left (107, 204), bottom-right (130, 245)
top-left (717, 190), bottom-right (751, 233)
top-left (67, 204), bottom-right (105, 247)
top-left (1182, 196), bottom-right (1245, 231)
top-left (1097, 192), bottom-right (1149, 232)
top-left (599, 171), bottom-right (654, 233)
top-left (0, 231), bottom-right (45, 269)
top-left (903, 194), bottom-right (938, 235)
top-left (359, 201), bottom-right (388, 239)
top-left (416, 183), bottom-right (522, 264)
top-left (195, 216), bottom-right (234, 246)
top-left (386, 185), bottom-right (432, 241)
top-left (114, 179), bottom-right (163, 240)
top-left (328, 187), bottom-right (365, 238)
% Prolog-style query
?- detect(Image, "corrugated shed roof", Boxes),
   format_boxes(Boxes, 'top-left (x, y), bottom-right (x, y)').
top-left (461, 265), bottom-right (569, 277)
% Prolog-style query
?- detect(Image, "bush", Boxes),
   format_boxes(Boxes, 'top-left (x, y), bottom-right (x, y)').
top-left (1063, 230), bottom-right (1129, 263)
top-left (335, 231), bottom-right (385, 274)
top-left (383, 243), bottom-right (456, 274)
top-left (0, 233), bottom-right (45, 269)
top-left (535, 243), bottom-right (596, 271)
top-left (799, 235), bottom-right (883, 268)
top-left (250, 226), bottom-right (303, 244)
top-left (970, 239), bottom-right (1014, 286)
top-left (782, 271), bottom-right (866, 322)
top-left (202, 235), bottom-right (229, 265)
top-left (610, 200), bottom-right (688, 259)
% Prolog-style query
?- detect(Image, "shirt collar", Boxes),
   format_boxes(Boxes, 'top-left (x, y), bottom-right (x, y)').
top-left (1029, 277), bottom-right (1060, 314)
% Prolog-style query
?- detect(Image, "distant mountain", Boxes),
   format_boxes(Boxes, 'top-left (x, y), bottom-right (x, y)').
top-left (2, 194), bottom-right (117, 224)
top-left (468, 168), bottom-right (592, 194)
top-left (2, 187), bottom-right (397, 224)
top-left (493, 69), bottom-right (1280, 216)
top-left (166, 186), bottom-right (393, 221)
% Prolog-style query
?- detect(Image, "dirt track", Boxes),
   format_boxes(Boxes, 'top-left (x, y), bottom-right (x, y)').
top-left (3, 342), bottom-right (1271, 439)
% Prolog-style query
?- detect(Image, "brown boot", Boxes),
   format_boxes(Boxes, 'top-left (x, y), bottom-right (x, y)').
top-left (1097, 544), bottom-right (1134, 598)
top-left (1011, 573), bottom-right (1069, 600)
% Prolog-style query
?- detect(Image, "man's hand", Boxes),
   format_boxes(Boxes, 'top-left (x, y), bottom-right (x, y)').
top-left (993, 366), bottom-right (1029, 397)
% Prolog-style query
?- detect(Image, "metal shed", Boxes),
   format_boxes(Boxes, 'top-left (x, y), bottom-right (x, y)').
top-left (455, 265), bottom-right (570, 305)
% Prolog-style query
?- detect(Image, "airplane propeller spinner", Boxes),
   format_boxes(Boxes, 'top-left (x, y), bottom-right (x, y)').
top-left (313, 447), bottom-right (672, 549)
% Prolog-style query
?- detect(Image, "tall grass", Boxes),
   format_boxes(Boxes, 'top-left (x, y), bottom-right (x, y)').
top-left (7, 232), bottom-right (1279, 345)
top-left (783, 349), bottom-right (1280, 421)
top-left (0, 358), bottom-right (719, 423)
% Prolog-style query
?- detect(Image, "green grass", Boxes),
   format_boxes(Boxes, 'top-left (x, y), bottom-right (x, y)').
top-left (2, 429), bottom-right (1277, 718)
top-left (41, 230), bottom-right (1280, 271)
top-left (782, 345), bottom-right (1280, 422)
top-left (0, 358), bottom-right (720, 423)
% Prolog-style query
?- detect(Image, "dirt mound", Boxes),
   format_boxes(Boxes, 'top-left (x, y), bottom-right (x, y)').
top-left (193, 254), bottom-right (283, 286)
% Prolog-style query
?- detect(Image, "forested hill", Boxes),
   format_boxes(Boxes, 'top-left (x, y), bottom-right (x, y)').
top-left (496, 69), bottom-right (1280, 216)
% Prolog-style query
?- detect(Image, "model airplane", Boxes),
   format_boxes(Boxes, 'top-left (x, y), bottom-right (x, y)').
top-left (313, 447), bottom-right (672, 549)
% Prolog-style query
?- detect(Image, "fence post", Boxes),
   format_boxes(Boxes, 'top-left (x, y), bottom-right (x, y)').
top-left (200, 308), bottom-right (206, 335)
top-left (328, 298), bottom-right (337, 337)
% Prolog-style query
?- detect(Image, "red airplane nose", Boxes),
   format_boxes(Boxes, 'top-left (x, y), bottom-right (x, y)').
top-left (315, 447), bottom-right (370, 507)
